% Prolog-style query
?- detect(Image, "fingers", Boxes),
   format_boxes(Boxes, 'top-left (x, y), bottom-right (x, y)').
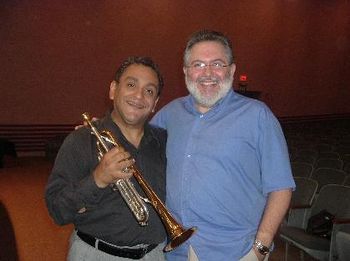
top-left (107, 147), bottom-right (133, 165)
top-left (93, 147), bottom-right (135, 188)
top-left (74, 124), bottom-right (85, 130)
top-left (75, 117), bottom-right (99, 130)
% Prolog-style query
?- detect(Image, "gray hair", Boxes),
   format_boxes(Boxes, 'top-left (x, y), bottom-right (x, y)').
top-left (183, 30), bottom-right (234, 66)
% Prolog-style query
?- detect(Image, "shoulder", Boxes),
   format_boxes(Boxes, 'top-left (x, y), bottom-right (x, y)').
top-left (234, 93), bottom-right (275, 117)
top-left (60, 126), bottom-right (91, 149)
top-left (234, 92), bottom-right (267, 108)
top-left (153, 96), bottom-right (189, 116)
top-left (150, 96), bottom-right (188, 128)
top-left (149, 125), bottom-right (167, 139)
top-left (52, 126), bottom-right (94, 164)
top-left (159, 96), bottom-right (189, 112)
top-left (148, 124), bottom-right (167, 146)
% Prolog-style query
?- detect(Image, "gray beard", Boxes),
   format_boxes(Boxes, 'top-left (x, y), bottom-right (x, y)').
top-left (185, 74), bottom-right (233, 108)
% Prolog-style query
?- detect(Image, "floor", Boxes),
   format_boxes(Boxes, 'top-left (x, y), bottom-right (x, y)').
top-left (0, 157), bottom-right (329, 261)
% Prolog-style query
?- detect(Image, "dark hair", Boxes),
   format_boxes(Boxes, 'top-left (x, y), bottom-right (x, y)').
top-left (115, 56), bottom-right (164, 96)
top-left (184, 29), bottom-right (234, 65)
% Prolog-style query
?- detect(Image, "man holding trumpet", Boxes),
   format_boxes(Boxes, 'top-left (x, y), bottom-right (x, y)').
top-left (45, 56), bottom-right (168, 260)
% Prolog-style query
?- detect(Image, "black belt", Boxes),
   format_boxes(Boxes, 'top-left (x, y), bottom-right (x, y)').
top-left (76, 230), bottom-right (158, 259)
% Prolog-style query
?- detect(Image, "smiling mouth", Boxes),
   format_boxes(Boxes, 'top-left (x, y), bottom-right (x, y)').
top-left (126, 100), bottom-right (145, 109)
top-left (199, 81), bottom-right (218, 86)
top-left (197, 80), bottom-right (220, 90)
top-left (197, 77), bottom-right (219, 86)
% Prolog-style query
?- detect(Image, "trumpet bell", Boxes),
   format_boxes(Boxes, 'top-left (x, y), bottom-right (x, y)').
top-left (164, 226), bottom-right (197, 252)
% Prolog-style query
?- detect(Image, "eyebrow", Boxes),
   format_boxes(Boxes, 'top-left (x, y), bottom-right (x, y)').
top-left (124, 76), bottom-right (158, 89)
top-left (124, 76), bottom-right (138, 82)
top-left (190, 58), bottom-right (227, 64)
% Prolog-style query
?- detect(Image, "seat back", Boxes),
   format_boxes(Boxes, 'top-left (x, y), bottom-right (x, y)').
top-left (342, 153), bottom-right (350, 163)
top-left (314, 158), bottom-right (344, 170)
top-left (343, 176), bottom-right (350, 186)
top-left (291, 162), bottom-right (313, 178)
top-left (335, 145), bottom-right (350, 159)
top-left (294, 149), bottom-right (318, 165)
top-left (291, 177), bottom-right (318, 207)
top-left (287, 177), bottom-right (318, 228)
top-left (318, 151), bottom-right (340, 159)
top-left (311, 168), bottom-right (347, 192)
top-left (310, 184), bottom-right (350, 219)
top-left (313, 143), bottom-right (334, 154)
top-left (344, 162), bottom-right (350, 174)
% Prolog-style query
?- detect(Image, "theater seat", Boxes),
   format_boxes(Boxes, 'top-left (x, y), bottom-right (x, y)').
top-left (280, 184), bottom-right (350, 261)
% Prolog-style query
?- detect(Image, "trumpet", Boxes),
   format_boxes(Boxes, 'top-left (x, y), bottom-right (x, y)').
top-left (82, 112), bottom-right (196, 252)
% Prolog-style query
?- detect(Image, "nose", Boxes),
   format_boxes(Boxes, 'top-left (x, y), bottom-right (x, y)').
top-left (203, 64), bottom-right (214, 75)
top-left (133, 87), bottom-right (145, 99)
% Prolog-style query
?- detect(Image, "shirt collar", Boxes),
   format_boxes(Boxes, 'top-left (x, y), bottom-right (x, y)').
top-left (102, 111), bottom-right (161, 149)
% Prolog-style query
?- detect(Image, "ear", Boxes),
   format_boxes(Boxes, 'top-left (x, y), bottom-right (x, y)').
top-left (151, 97), bottom-right (160, 113)
top-left (183, 66), bottom-right (187, 75)
top-left (230, 63), bottom-right (236, 76)
top-left (109, 81), bottom-right (117, 100)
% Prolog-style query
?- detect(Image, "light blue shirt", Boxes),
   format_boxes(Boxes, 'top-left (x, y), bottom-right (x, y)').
top-left (151, 89), bottom-right (295, 261)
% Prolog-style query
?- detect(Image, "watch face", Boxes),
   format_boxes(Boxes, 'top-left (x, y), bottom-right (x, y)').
top-left (254, 240), bottom-right (270, 255)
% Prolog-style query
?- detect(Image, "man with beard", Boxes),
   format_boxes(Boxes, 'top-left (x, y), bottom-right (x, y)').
top-left (150, 30), bottom-right (295, 261)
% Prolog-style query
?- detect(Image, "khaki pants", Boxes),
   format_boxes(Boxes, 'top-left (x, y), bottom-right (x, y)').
top-left (187, 246), bottom-right (269, 261)
top-left (239, 248), bottom-right (269, 261)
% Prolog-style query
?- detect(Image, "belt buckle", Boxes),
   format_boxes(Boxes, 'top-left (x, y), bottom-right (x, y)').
top-left (141, 245), bottom-right (148, 256)
top-left (120, 245), bottom-right (148, 260)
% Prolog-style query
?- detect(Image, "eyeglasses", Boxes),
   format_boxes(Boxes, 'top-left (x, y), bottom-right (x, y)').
top-left (186, 61), bottom-right (232, 71)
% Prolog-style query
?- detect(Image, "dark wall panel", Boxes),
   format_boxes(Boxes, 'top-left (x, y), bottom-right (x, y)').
top-left (1, 0), bottom-right (349, 124)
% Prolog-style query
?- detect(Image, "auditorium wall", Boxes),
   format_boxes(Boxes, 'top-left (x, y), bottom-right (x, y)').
top-left (1, 0), bottom-right (349, 124)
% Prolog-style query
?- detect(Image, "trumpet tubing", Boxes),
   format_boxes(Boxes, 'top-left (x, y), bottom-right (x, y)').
top-left (82, 112), bottom-right (196, 252)
top-left (83, 113), bottom-right (149, 226)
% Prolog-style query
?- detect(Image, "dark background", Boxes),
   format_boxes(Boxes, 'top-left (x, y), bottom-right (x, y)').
top-left (1, 0), bottom-right (349, 124)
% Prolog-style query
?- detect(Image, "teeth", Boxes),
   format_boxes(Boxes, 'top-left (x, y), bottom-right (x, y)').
top-left (200, 81), bottom-right (217, 85)
top-left (198, 78), bottom-right (219, 85)
top-left (127, 101), bottom-right (144, 109)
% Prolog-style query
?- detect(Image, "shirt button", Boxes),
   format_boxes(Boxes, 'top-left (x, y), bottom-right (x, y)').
top-left (187, 154), bottom-right (191, 158)
top-left (199, 115), bottom-right (204, 118)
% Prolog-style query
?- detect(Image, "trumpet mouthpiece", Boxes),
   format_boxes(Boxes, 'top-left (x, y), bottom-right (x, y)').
top-left (82, 112), bottom-right (90, 121)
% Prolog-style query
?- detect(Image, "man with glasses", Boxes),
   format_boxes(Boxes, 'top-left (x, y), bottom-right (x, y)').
top-left (151, 30), bottom-right (295, 261)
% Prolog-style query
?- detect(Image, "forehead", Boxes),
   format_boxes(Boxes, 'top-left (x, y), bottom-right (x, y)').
top-left (189, 41), bottom-right (228, 62)
top-left (120, 64), bottom-right (159, 87)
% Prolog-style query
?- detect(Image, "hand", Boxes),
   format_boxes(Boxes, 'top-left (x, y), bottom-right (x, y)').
top-left (75, 117), bottom-right (99, 130)
top-left (93, 146), bottom-right (135, 188)
top-left (253, 248), bottom-right (266, 261)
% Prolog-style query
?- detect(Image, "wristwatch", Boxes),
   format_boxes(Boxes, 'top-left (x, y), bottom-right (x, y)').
top-left (253, 239), bottom-right (270, 255)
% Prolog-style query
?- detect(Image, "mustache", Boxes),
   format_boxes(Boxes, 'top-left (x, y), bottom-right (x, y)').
top-left (196, 76), bottom-right (220, 84)
top-left (126, 98), bottom-right (146, 109)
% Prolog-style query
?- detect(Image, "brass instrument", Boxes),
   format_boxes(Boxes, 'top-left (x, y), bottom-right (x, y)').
top-left (82, 112), bottom-right (196, 252)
